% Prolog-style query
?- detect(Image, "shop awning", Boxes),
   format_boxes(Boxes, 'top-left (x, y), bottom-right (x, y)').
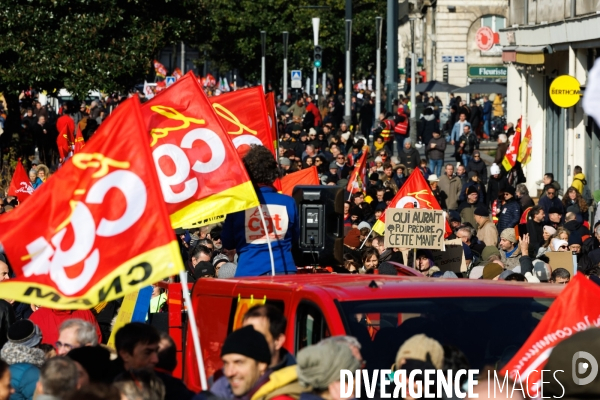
top-left (452, 82), bottom-right (507, 95)
top-left (502, 45), bottom-right (550, 65)
top-left (414, 80), bottom-right (460, 93)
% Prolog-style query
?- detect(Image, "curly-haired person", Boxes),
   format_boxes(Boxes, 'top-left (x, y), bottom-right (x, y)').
top-left (222, 145), bottom-right (300, 276)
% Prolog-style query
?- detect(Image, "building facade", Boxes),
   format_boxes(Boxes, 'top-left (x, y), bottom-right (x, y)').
top-left (499, 0), bottom-right (600, 198)
top-left (398, 0), bottom-right (508, 89)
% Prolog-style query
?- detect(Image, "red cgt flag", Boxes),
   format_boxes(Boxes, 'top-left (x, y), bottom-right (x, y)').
top-left (141, 71), bottom-right (259, 228)
top-left (7, 160), bottom-right (34, 203)
top-left (0, 97), bottom-right (183, 309)
top-left (502, 116), bottom-right (521, 171)
top-left (173, 67), bottom-right (183, 80)
top-left (264, 92), bottom-right (279, 152)
top-left (281, 167), bottom-right (319, 196)
top-left (501, 274), bottom-right (600, 397)
top-left (74, 127), bottom-right (85, 154)
top-left (209, 86), bottom-right (281, 190)
top-left (346, 148), bottom-right (369, 195)
top-left (154, 60), bottom-right (167, 78)
top-left (373, 168), bottom-right (452, 237)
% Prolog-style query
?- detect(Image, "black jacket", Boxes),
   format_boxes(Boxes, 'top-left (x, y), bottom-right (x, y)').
top-left (564, 220), bottom-right (590, 238)
top-left (487, 175), bottom-right (510, 208)
top-left (466, 159), bottom-right (488, 184)
top-left (0, 300), bottom-right (14, 350)
top-left (418, 114), bottom-right (438, 145)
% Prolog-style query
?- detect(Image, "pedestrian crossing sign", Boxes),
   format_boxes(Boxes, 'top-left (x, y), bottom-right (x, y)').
top-left (291, 70), bottom-right (302, 88)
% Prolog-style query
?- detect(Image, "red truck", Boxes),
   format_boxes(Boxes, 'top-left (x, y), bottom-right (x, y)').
top-left (173, 274), bottom-right (561, 392)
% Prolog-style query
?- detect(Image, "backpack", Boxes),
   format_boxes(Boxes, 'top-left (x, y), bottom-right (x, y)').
top-left (575, 177), bottom-right (593, 205)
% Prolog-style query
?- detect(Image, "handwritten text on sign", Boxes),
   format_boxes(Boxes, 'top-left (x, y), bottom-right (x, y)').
top-left (384, 208), bottom-right (445, 250)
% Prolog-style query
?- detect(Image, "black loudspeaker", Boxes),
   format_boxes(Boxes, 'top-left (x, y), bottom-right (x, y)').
top-left (292, 186), bottom-right (344, 266)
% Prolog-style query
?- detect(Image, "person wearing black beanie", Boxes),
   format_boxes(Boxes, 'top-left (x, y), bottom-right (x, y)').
top-left (221, 325), bottom-right (272, 397)
top-left (67, 346), bottom-right (112, 385)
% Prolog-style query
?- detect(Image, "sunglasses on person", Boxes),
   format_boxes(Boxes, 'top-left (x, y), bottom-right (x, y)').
top-left (337, 156), bottom-right (345, 160)
top-left (559, 245), bottom-right (568, 249)
top-left (547, 191), bottom-right (556, 195)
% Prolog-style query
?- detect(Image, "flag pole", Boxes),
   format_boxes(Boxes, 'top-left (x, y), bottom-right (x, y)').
top-left (178, 271), bottom-right (208, 391)
top-left (359, 226), bottom-right (375, 249)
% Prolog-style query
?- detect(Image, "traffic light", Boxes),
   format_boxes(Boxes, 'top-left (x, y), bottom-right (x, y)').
top-left (314, 45), bottom-right (322, 68)
top-left (443, 64), bottom-right (449, 83)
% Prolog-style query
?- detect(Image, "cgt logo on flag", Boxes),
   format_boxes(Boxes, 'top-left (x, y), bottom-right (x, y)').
top-left (0, 97), bottom-right (183, 309)
top-left (8, 160), bottom-right (34, 203)
top-left (141, 72), bottom-right (259, 229)
top-left (21, 154), bottom-right (145, 295)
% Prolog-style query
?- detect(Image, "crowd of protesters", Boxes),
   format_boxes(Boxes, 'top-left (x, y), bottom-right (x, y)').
top-left (2, 84), bottom-right (600, 400)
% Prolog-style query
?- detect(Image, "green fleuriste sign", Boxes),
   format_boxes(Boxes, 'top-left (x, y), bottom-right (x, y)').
top-left (468, 65), bottom-right (507, 79)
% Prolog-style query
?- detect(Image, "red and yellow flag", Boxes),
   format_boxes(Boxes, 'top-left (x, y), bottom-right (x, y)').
top-left (518, 125), bottom-right (532, 166)
top-left (210, 86), bottom-right (281, 190)
top-left (7, 160), bottom-right (34, 203)
top-left (154, 60), bottom-right (167, 78)
top-left (56, 115), bottom-right (75, 161)
top-left (173, 67), bottom-right (183, 80)
top-left (373, 169), bottom-right (452, 237)
top-left (502, 117), bottom-right (522, 171)
top-left (346, 148), bottom-right (369, 194)
top-left (281, 167), bottom-right (319, 196)
top-left (0, 97), bottom-right (183, 309)
top-left (141, 71), bottom-right (259, 228)
top-left (74, 127), bottom-right (85, 154)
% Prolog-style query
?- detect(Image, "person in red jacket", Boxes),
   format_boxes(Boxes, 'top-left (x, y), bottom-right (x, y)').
top-left (29, 307), bottom-right (102, 347)
top-left (305, 96), bottom-right (322, 127)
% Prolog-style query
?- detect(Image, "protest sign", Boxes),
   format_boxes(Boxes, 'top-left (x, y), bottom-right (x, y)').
top-left (384, 208), bottom-right (445, 250)
top-left (546, 251), bottom-right (577, 277)
top-left (432, 239), bottom-right (466, 272)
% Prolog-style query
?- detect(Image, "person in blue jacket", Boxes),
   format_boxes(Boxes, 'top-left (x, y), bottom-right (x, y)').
top-left (222, 145), bottom-right (299, 276)
top-left (496, 185), bottom-right (521, 237)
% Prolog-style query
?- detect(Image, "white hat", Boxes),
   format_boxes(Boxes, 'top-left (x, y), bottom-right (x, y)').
top-left (551, 238), bottom-right (569, 252)
top-left (309, 128), bottom-right (317, 136)
top-left (358, 221), bottom-right (371, 230)
top-left (490, 163), bottom-right (501, 175)
top-left (428, 174), bottom-right (439, 182)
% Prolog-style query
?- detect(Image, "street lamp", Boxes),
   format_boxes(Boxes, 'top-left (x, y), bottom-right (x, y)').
top-left (375, 16), bottom-right (382, 127)
top-left (312, 18), bottom-right (320, 95)
top-left (345, 19), bottom-right (352, 122)
top-left (283, 32), bottom-right (289, 100)
top-left (261, 31), bottom-right (266, 92)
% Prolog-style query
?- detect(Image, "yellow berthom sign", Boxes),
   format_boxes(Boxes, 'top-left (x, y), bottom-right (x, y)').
top-left (549, 75), bottom-right (581, 108)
